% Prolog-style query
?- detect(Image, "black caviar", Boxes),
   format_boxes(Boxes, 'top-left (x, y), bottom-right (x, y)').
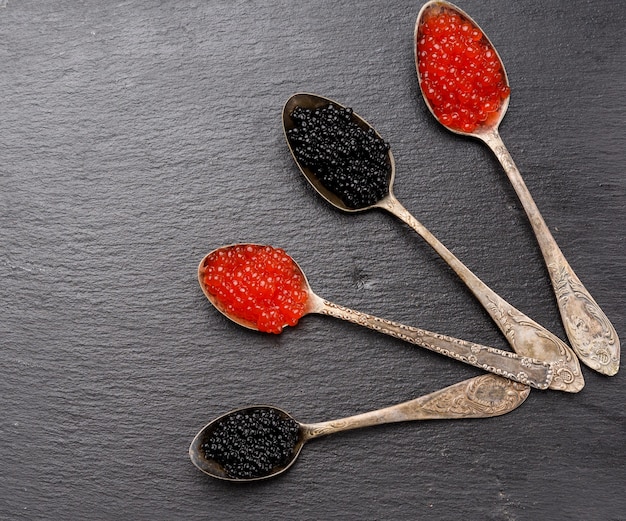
top-left (201, 407), bottom-right (300, 479)
top-left (287, 103), bottom-right (391, 209)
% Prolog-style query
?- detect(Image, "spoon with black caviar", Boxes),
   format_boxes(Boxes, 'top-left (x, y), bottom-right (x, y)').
top-left (282, 92), bottom-right (583, 393)
top-left (199, 244), bottom-right (553, 390)
top-left (189, 373), bottom-right (530, 482)
top-left (414, 0), bottom-right (619, 376)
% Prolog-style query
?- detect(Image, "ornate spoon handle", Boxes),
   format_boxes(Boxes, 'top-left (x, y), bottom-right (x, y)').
top-left (302, 373), bottom-right (530, 439)
top-left (376, 195), bottom-right (583, 392)
top-left (481, 129), bottom-right (620, 376)
top-left (307, 294), bottom-right (553, 390)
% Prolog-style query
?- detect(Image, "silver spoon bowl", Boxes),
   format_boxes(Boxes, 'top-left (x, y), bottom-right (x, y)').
top-left (189, 373), bottom-right (530, 482)
top-left (282, 93), bottom-right (583, 392)
top-left (414, 0), bottom-right (619, 375)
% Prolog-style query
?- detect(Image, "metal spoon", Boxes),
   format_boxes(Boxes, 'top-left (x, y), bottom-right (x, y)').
top-left (199, 245), bottom-right (553, 390)
top-left (189, 373), bottom-right (530, 482)
top-left (414, 0), bottom-right (619, 376)
top-left (282, 93), bottom-right (582, 393)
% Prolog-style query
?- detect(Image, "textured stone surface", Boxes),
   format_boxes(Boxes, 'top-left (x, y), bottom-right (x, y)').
top-left (1, 1), bottom-right (624, 519)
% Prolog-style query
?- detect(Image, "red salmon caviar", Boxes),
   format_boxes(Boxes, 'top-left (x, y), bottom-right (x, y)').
top-left (201, 244), bottom-right (309, 334)
top-left (416, 5), bottom-right (510, 133)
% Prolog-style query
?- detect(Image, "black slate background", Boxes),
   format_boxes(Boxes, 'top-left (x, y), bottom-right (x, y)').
top-left (1, 1), bottom-right (624, 520)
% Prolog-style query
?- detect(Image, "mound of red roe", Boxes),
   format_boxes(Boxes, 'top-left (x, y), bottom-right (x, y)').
top-left (416, 5), bottom-right (510, 133)
top-left (201, 244), bottom-right (308, 334)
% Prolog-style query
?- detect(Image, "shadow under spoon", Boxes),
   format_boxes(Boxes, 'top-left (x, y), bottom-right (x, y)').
top-left (414, 0), bottom-right (619, 376)
top-left (282, 92), bottom-right (582, 393)
top-left (189, 373), bottom-right (530, 482)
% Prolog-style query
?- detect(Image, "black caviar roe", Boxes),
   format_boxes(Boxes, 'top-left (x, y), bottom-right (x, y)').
top-left (287, 103), bottom-right (391, 209)
top-left (202, 407), bottom-right (300, 479)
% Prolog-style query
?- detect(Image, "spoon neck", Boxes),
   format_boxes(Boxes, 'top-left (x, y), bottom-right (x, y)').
top-left (379, 195), bottom-right (431, 239)
top-left (301, 408), bottom-right (408, 440)
top-left (481, 129), bottom-right (544, 223)
top-left (382, 193), bottom-right (495, 299)
top-left (481, 129), bottom-right (563, 266)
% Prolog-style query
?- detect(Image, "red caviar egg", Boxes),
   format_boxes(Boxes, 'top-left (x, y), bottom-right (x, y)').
top-left (200, 244), bottom-right (309, 334)
top-left (416, 5), bottom-right (510, 133)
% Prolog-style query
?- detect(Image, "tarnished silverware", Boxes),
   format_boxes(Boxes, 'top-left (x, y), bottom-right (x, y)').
top-left (414, 0), bottom-right (619, 376)
top-left (200, 245), bottom-right (554, 390)
top-left (190, 374), bottom-right (531, 481)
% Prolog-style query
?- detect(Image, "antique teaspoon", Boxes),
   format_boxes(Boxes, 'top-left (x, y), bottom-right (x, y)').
top-left (199, 244), bottom-right (553, 390)
top-left (189, 373), bottom-right (530, 482)
top-left (282, 92), bottom-right (582, 392)
top-left (414, 0), bottom-right (619, 375)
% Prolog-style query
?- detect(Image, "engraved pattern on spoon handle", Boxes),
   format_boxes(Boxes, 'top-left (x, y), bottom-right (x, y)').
top-left (378, 195), bottom-right (583, 392)
top-left (482, 129), bottom-right (620, 376)
top-left (315, 298), bottom-right (552, 390)
top-left (302, 374), bottom-right (530, 439)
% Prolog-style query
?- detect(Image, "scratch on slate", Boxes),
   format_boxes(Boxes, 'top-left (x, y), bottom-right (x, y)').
top-left (1, 256), bottom-right (46, 274)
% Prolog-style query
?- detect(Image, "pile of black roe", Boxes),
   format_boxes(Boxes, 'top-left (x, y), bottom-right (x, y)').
top-left (202, 407), bottom-right (300, 479)
top-left (287, 103), bottom-right (391, 209)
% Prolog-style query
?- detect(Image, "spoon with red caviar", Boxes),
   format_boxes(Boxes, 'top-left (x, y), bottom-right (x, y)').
top-left (282, 93), bottom-right (583, 393)
top-left (414, 0), bottom-right (619, 376)
top-left (199, 244), bottom-right (554, 390)
top-left (189, 373), bottom-right (530, 481)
